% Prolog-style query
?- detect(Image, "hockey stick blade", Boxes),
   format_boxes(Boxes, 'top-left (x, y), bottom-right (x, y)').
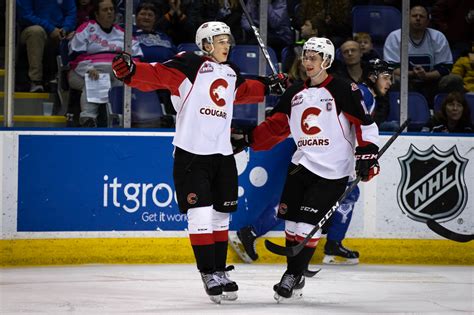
top-left (264, 119), bottom-right (411, 257)
top-left (264, 239), bottom-right (305, 256)
top-left (304, 268), bottom-right (321, 278)
top-left (229, 232), bottom-right (254, 263)
top-left (427, 219), bottom-right (474, 243)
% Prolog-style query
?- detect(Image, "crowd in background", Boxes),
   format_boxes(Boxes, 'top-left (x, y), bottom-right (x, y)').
top-left (8, 0), bottom-right (474, 132)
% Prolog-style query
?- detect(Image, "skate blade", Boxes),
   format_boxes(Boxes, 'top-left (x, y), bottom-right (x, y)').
top-left (221, 291), bottom-right (238, 301)
top-left (208, 295), bottom-right (222, 304)
top-left (273, 289), bottom-right (303, 303)
top-left (323, 255), bottom-right (359, 265)
top-left (229, 233), bottom-right (254, 264)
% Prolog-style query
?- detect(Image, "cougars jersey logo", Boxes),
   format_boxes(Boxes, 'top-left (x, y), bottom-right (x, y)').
top-left (301, 107), bottom-right (322, 135)
top-left (210, 79), bottom-right (228, 107)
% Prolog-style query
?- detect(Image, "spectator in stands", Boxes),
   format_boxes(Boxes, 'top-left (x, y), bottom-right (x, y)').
top-left (354, 32), bottom-right (380, 63)
top-left (422, 91), bottom-right (473, 133)
top-left (68, 0), bottom-right (143, 127)
top-left (439, 42), bottom-right (474, 93)
top-left (157, 0), bottom-right (200, 45)
top-left (334, 40), bottom-right (365, 84)
top-left (287, 56), bottom-right (307, 85)
top-left (296, 16), bottom-right (327, 45)
top-left (17, 0), bottom-right (77, 92)
top-left (295, 0), bottom-right (352, 48)
top-left (198, 0), bottom-right (244, 44)
top-left (383, 5), bottom-right (453, 108)
top-left (282, 16), bottom-right (326, 72)
top-left (115, 0), bottom-right (144, 24)
top-left (76, 0), bottom-right (94, 27)
top-left (134, 1), bottom-right (177, 63)
top-left (134, 1), bottom-right (177, 126)
top-left (241, 0), bottom-right (294, 61)
top-left (431, 0), bottom-right (474, 61)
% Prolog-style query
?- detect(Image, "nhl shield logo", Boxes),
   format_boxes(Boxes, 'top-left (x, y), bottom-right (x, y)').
top-left (397, 145), bottom-right (468, 223)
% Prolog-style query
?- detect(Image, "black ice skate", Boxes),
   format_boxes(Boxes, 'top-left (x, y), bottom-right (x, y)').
top-left (323, 240), bottom-right (359, 265)
top-left (237, 226), bottom-right (259, 261)
top-left (214, 266), bottom-right (239, 301)
top-left (200, 272), bottom-right (223, 304)
top-left (273, 272), bottom-right (305, 302)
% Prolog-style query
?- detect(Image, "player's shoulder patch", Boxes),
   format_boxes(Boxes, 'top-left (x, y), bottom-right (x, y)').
top-left (285, 82), bottom-right (305, 102)
top-left (175, 51), bottom-right (202, 62)
top-left (351, 82), bottom-right (359, 91)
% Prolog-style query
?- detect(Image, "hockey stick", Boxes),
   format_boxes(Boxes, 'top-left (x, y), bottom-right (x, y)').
top-left (427, 219), bottom-right (474, 243)
top-left (304, 268), bottom-right (321, 277)
top-left (238, 0), bottom-right (280, 76)
top-left (265, 119), bottom-right (411, 257)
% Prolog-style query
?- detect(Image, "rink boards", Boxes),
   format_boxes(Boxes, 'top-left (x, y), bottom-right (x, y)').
top-left (0, 130), bottom-right (473, 266)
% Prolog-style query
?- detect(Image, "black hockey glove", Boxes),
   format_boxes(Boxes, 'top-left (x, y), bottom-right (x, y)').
top-left (260, 73), bottom-right (288, 96)
top-left (112, 52), bottom-right (136, 81)
top-left (231, 128), bottom-right (252, 154)
top-left (355, 143), bottom-right (380, 182)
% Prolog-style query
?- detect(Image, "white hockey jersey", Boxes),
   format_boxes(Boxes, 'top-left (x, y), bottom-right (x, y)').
top-left (124, 52), bottom-right (267, 155)
top-left (252, 76), bottom-right (379, 180)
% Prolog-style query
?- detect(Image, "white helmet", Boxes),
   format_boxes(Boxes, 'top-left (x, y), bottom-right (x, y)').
top-left (302, 37), bottom-right (335, 69)
top-left (195, 21), bottom-right (233, 54)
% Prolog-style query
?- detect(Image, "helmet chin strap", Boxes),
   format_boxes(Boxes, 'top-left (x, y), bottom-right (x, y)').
top-left (309, 56), bottom-right (330, 81)
top-left (310, 68), bottom-right (325, 80)
top-left (205, 43), bottom-right (215, 57)
top-left (206, 43), bottom-right (226, 63)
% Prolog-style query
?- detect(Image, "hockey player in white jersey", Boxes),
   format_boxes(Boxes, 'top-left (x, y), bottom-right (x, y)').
top-left (112, 21), bottom-right (286, 304)
top-left (240, 37), bottom-right (380, 301)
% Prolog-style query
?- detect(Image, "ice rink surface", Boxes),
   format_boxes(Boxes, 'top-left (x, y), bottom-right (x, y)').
top-left (1, 263), bottom-right (472, 314)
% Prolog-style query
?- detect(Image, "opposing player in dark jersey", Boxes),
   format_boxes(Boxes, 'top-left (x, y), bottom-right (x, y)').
top-left (241, 37), bottom-right (380, 301)
top-left (358, 58), bottom-right (398, 130)
top-left (111, 21), bottom-right (285, 304)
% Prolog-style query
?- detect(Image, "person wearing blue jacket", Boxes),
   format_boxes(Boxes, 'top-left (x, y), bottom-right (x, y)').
top-left (17, 0), bottom-right (77, 92)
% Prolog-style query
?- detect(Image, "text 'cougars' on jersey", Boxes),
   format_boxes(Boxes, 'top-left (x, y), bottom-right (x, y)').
top-left (297, 137), bottom-right (330, 147)
top-left (199, 106), bottom-right (227, 119)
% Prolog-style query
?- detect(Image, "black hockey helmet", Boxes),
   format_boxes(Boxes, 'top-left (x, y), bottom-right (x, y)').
top-left (366, 58), bottom-right (394, 77)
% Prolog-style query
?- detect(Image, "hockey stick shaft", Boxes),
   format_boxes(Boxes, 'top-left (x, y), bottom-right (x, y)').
top-left (427, 219), bottom-right (473, 243)
top-left (238, 0), bottom-right (279, 75)
top-left (265, 119), bottom-right (411, 257)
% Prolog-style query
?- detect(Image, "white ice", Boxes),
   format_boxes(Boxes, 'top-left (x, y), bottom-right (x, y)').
top-left (1, 264), bottom-right (473, 314)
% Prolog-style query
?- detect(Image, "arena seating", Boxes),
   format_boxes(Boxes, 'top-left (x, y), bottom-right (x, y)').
top-left (352, 5), bottom-right (401, 44)
top-left (388, 91), bottom-right (431, 131)
top-left (107, 86), bottom-right (164, 128)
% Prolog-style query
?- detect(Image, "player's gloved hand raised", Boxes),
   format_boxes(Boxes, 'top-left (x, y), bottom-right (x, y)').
top-left (355, 144), bottom-right (380, 182)
top-left (112, 52), bottom-right (136, 81)
top-left (231, 128), bottom-right (252, 154)
top-left (260, 73), bottom-right (288, 96)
